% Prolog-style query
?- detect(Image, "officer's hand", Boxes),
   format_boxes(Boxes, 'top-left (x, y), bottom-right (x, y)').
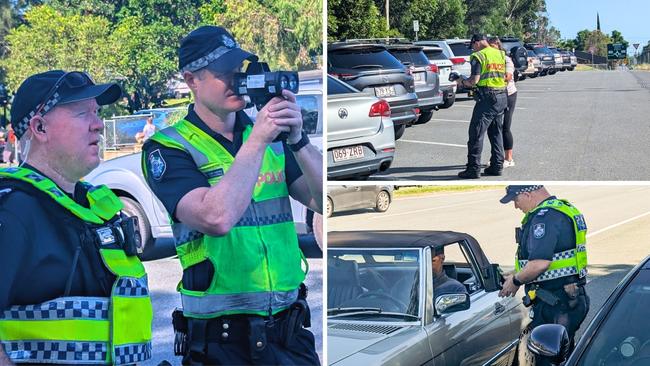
top-left (499, 275), bottom-right (520, 298)
top-left (267, 90), bottom-right (303, 144)
top-left (250, 95), bottom-right (293, 144)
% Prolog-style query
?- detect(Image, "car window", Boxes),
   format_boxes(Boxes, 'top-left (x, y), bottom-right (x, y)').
top-left (501, 41), bottom-right (521, 53)
top-left (329, 48), bottom-right (404, 70)
top-left (389, 49), bottom-right (430, 67)
top-left (577, 270), bottom-right (650, 365)
top-left (328, 76), bottom-right (357, 95)
top-left (329, 248), bottom-right (421, 317)
top-left (449, 43), bottom-right (472, 56)
top-left (527, 50), bottom-right (536, 57)
top-left (296, 94), bottom-right (321, 135)
top-left (435, 242), bottom-right (483, 297)
top-left (423, 49), bottom-right (448, 61)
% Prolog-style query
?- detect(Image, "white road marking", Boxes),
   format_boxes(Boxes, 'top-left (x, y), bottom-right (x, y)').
top-left (587, 210), bottom-right (650, 238)
top-left (431, 118), bottom-right (470, 123)
top-left (369, 197), bottom-right (496, 219)
top-left (399, 139), bottom-right (466, 148)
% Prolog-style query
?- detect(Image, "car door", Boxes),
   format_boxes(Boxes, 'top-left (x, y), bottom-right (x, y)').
top-left (424, 243), bottom-right (516, 366)
top-left (330, 185), bottom-right (363, 211)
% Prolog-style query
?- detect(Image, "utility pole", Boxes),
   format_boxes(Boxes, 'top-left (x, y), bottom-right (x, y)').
top-left (385, 0), bottom-right (389, 31)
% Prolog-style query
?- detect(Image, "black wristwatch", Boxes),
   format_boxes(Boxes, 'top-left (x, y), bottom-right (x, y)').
top-left (288, 131), bottom-right (310, 152)
top-left (512, 275), bottom-right (523, 287)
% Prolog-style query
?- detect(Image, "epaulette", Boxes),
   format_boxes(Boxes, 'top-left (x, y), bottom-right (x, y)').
top-left (0, 187), bottom-right (12, 202)
top-left (536, 208), bottom-right (548, 216)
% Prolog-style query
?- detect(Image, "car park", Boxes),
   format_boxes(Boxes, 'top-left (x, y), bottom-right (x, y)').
top-left (327, 76), bottom-right (395, 180)
top-left (420, 45), bottom-right (456, 108)
top-left (328, 42), bottom-right (419, 140)
top-left (416, 40), bottom-right (473, 93)
top-left (528, 255), bottom-right (650, 366)
top-left (384, 43), bottom-right (443, 124)
top-left (327, 230), bottom-right (527, 365)
top-left (326, 185), bottom-right (393, 217)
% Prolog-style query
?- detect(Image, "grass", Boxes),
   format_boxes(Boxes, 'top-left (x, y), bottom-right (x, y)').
top-left (575, 64), bottom-right (596, 71)
top-left (394, 185), bottom-right (503, 197)
top-left (633, 64), bottom-right (650, 71)
top-left (162, 97), bottom-right (191, 107)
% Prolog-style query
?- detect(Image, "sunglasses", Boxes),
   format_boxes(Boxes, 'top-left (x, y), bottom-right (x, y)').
top-left (34, 71), bottom-right (94, 116)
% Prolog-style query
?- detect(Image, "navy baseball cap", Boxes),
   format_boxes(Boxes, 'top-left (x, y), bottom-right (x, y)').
top-left (499, 185), bottom-right (544, 204)
top-left (470, 34), bottom-right (487, 44)
top-left (178, 26), bottom-right (258, 73)
top-left (10, 70), bottom-right (121, 139)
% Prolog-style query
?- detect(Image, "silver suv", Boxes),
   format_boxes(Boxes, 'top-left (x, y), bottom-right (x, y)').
top-left (420, 45), bottom-right (456, 108)
top-left (417, 39), bottom-right (473, 93)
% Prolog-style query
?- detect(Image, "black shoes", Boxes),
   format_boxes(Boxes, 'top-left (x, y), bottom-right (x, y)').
top-left (458, 169), bottom-right (481, 179)
top-left (483, 166), bottom-right (503, 176)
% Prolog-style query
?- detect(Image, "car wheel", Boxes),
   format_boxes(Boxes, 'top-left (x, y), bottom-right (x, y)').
top-left (119, 196), bottom-right (154, 258)
top-left (394, 124), bottom-right (406, 140)
top-left (415, 110), bottom-right (433, 125)
top-left (440, 93), bottom-right (455, 108)
top-left (326, 197), bottom-right (333, 218)
top-left (312, 213), bottom-right (323, 251)
top-left (374, 190), bottom-right (391, 212)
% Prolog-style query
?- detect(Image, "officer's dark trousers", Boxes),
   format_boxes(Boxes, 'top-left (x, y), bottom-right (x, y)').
top-left (529, 286), bottom-right (590, 345)
top-left (466, 89), bottom-right (507, 170)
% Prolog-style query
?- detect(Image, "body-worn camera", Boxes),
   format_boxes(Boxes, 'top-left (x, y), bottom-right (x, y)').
top-left (233, 61), bottom-right (299, 141)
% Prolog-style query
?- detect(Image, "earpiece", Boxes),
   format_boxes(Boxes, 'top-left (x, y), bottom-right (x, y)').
top-left (37, 124), bottom-right (46, 133)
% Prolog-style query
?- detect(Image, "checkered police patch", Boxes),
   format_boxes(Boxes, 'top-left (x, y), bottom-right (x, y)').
top-left (148, 149), bottom-right (166, 181)
top-left (574, 214), bottom-right (587, 231)
top-left (533, 223), bottom-right (545, 239)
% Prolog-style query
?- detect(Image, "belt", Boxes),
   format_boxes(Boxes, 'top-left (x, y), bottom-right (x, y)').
top-left (204, 309), bottom-right (291, 343)
top-left (478, 87), bottom-right (506, 93)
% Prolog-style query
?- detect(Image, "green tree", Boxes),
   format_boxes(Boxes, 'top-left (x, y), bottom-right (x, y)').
top-left (399, 0), bottom-right (467, 40)
top-left (574, 29), bottom-right (591, 51)
top-left (584, 30), bottom-right (610, 57)
top-left (328, 0), bottom-right (386, 41)
top-left (609, 30), bottom-right (628, 49)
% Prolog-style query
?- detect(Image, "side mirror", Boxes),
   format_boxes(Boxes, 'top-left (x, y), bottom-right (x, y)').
top-left (528, 324), bottom-right (571, 364)
top-left (483, 263), bottom-right (504, 292)
top-left (435, 293), bottom-right (470, 314)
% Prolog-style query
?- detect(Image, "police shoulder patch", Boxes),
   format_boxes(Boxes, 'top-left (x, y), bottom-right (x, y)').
top-left (148, 149), bottom-right (167, 181)
top-left (536, 209), bottom-right (548, 216)
top-left (533, 223), bottom-right (545, 239)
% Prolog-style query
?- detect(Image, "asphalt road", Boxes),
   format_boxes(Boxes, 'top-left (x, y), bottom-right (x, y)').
top-left (328, 186), bottom-right (650, 340)
top-left (142, 257), bottom-right (323, 365)
top-left (369, 70), bottom-right (650, 181)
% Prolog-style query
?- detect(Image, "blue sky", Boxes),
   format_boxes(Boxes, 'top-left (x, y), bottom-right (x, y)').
top-left (546, 0), bottom-right (649, 54)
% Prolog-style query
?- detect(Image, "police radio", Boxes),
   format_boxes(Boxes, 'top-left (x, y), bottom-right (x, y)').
top-left (232, 61), bottom-right (299, 142)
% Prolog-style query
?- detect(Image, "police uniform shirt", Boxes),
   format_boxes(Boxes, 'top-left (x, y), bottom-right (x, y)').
top-left (142, 105), bottom-right (304, 222)
top-left (471, 57), bottom-right (482, 77)
top-left (520, 196), bottom-right (583, 290)
top-left (0, 164), bottom-right (115, 311)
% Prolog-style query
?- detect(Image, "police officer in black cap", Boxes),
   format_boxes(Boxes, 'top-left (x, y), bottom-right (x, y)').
top-left (142, 25), bottom-right (322, 365)
top-left (456, 34), bottom-right (508, 179)
top-left (498, 185), bottom-right (590, 352)
top-left (0, 71), bottom-right (153, 364)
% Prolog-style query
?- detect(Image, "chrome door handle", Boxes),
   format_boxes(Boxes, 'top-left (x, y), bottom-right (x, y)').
top-left (494, 302), bottom-right (506, 315)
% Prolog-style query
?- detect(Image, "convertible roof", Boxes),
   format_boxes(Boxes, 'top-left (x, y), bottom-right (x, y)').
top-left (329, 230), bottom-right (493, 272)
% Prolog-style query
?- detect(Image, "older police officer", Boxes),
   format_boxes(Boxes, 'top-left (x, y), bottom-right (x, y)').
top-left (142, 26), bottom-right (322, 365)
top-left (456, 34), bottom-right (508, 179)
top-left (0, 71), bottom-right (153, 364)
top-left (499, 185), bottom-right (590, 350)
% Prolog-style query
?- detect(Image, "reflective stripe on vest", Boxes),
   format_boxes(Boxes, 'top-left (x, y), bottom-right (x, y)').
top-left (473, 47), bottom-right (507, 88)
top-left (515, 199), bottom-right (588, 283)
top-left (148, 119), bottom-right (307, 318)
top-left (0, 168), bottom-right (153, 364)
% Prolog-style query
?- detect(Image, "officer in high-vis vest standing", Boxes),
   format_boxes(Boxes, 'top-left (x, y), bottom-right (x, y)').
top-left (456, 34), bottom-right (508, 179)
top-left (0, 71), bottom-right (153, 365)
top-left (142, 25), bottom-right (322, 365)
top-left (498, 185), bottom-right (590, 351)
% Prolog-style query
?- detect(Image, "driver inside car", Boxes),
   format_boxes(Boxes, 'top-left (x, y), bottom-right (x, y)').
top-left (432, 246), bottom-right (468, 297)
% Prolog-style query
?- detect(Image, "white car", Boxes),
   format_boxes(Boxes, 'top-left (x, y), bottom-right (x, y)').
top-left (420, 45), bottom-right (456, 108)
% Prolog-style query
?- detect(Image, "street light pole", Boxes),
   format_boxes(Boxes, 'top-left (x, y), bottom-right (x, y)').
top-left (385, 0), bottom-right (389, 31)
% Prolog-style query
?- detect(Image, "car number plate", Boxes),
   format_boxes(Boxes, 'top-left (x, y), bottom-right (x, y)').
top-left (413, 72), bottom-right (424, 81)
top-left (375, 85), bottom-right (396, 98)
top-left (333, 145), bottom-right (365, 162)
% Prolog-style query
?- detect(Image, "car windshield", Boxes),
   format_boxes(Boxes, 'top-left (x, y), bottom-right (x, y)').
top-left (533, 47), bottom-right (552, 56)
top-left (527, 50), bottom-right (536, 57)
top-left (501, 41), bottom-right (521, 53)
top-left (577, 269), bottom-right (650, 365)
top-left (389, 49), bottom-right (430, 67)
top-left (328, 248), bottom-right (421, 319)
top-left (296, 94), bottom-right (321, 135)
top-left (449, 42), bottom-right (472, 56)
top-left (329, 48), bottom-right (404, 70)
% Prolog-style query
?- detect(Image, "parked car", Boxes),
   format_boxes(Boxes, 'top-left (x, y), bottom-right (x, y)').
top-left (560, 50), bottom-right (576, 71)
top-left (498, 37), bottom-right (529, 80)
top-left (569, 51), bottom-right (578, 70)
top-left (327, 76), bottom-right (395, 180)
top-left (165, 75), bottom-right (191, 99)
top-left (416, 39), bottom-right (473, 93)
top-left (547, 47), bottom-right (566, 71)
top-left (328, 230), bottom-right (527, 365)
top-left (420, 45), bottom-right (456, 108)
top-left (328, 42), bottom-right (418, 140)
top-left (384, 43), bottom-right (443, 124)
top-left (528, 255), bottom-right (650, 365)
top-left (522, 50), bottom-right (543, 78)
top-left (327, 185), bottom-right (393, 217)
top-left (526, 44), bottom-right (556, 75)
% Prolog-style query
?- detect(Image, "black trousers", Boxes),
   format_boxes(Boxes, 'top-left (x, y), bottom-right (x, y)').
top-left (503, 92), bottom-right (517, 150)
top-left (529, 286), bottom-right (590, 344)
top-left (466, 89), bottom-right (507, 170)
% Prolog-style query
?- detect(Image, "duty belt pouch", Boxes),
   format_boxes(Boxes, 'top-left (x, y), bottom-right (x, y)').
top-left (248, 317), bottom-right (267, 360)
top-left (515, 227), bottom-right (522, 244)
top-left (120, 216), bottom-right (140, 257)
top-left (536, 288), bottom-right (560, 306)
top-left (172, 308), bottom-right (188, 356)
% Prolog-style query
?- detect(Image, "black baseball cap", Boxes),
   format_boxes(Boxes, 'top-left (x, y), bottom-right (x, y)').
top-left (470, 34), bottom-right (487, 44)
top-left (178, 26), bottom-right (257, 73)
top-left (10, 70), bottom-right (121, 139)
top-left (499, 185), bottom-right (544, 204)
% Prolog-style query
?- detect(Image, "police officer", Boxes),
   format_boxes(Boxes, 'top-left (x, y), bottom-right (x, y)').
top-left (142, 26), bottom-right (322, 365)
top-left (456, 34), bottom-right (508, 179)
top-left (0, 71), bottom-right (153, 364)
top-left (498, 185), bottom-right (589, 350)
